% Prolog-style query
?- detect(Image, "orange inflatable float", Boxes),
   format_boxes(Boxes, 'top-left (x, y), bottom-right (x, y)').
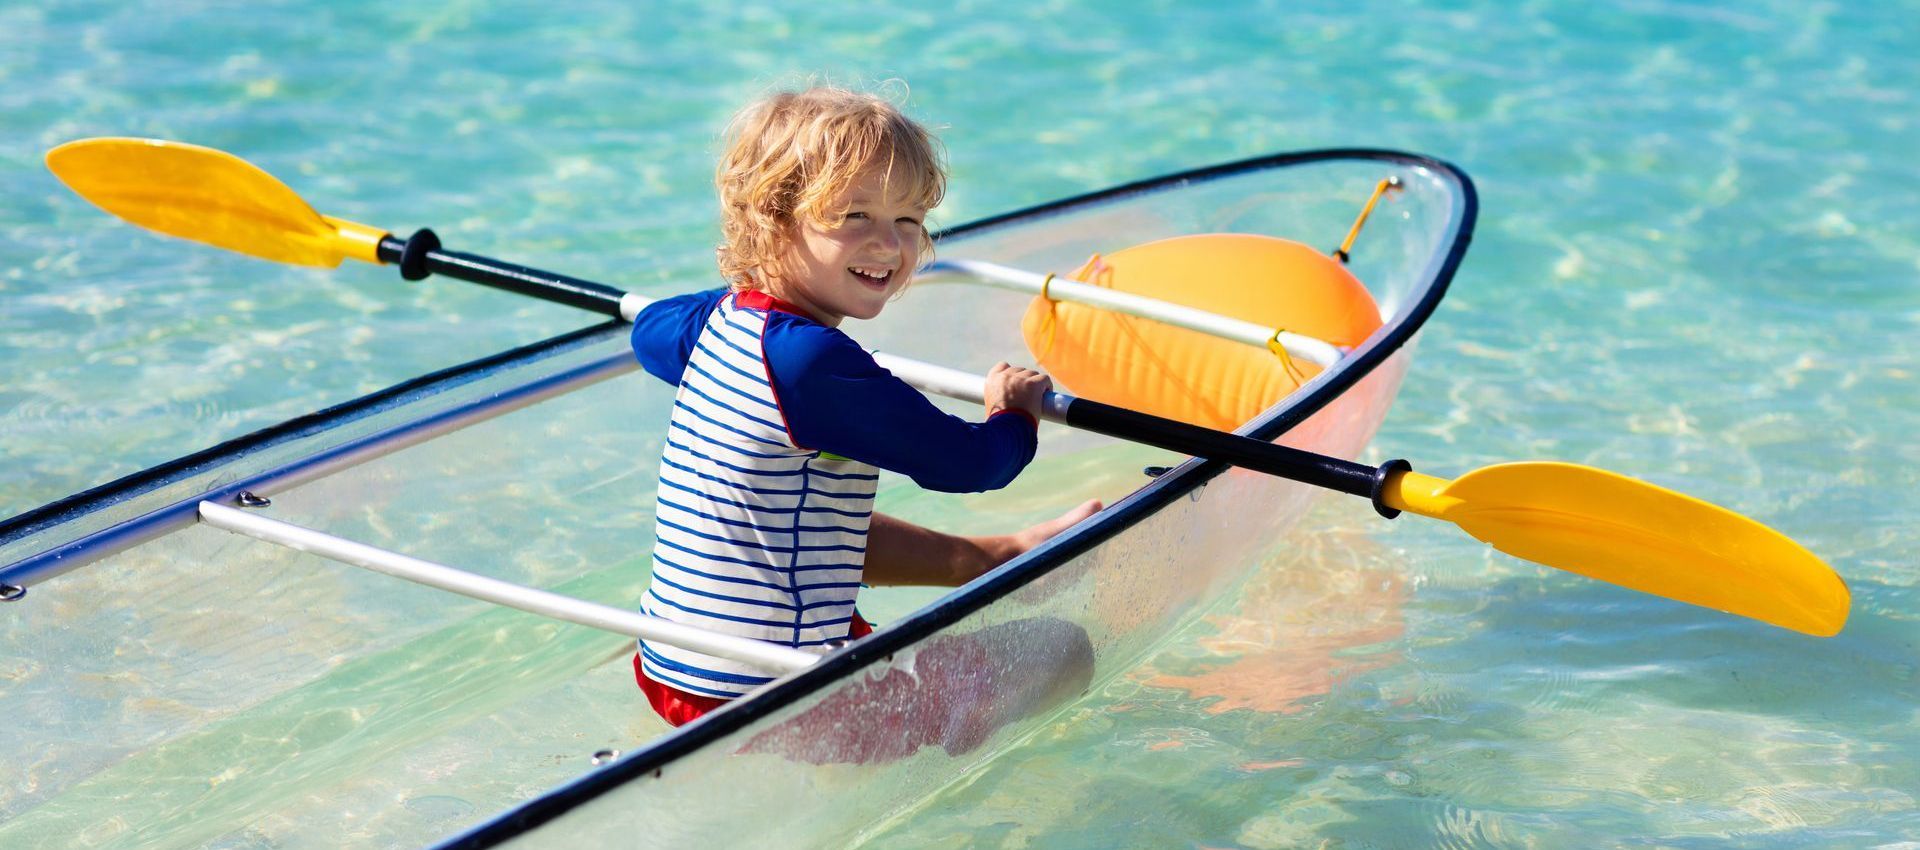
top-left (1021, 233), bottom-right (1383, 431)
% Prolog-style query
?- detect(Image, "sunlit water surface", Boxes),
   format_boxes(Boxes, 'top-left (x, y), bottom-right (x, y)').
top-left (3, 1), bottom-right (1916, 847)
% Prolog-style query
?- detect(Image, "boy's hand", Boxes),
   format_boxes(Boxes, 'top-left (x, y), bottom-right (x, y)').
top-left (985, 362), bottom-right (1050, 422)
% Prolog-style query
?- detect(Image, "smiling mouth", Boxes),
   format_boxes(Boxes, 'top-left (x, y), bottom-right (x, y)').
top-left (850, 267), bottom-right (894, 288)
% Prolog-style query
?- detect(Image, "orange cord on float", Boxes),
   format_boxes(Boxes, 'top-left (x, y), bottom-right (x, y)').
top-left (1266, 328), bottom-right (1309, 386)
top-left (1333, 176), bottom-right (1402, 264)
top-left (1031, 272), bottom-right (1061, 360)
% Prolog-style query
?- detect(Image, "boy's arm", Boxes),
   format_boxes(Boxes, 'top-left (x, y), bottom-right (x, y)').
top-left (765, 320), bottom-right (1037, 493)
top-left (862, 513), bottom-right (997, 586)
top-left (629, 287), bottom-right (729, 384)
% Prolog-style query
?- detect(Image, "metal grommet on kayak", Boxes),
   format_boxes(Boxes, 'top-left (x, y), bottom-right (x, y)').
top-left (398, 228), bottom-right (441, 281)
top-left (0, 583), bottom-right (24, 602)
top-left (1370, 458), bottom-right (1413, 519)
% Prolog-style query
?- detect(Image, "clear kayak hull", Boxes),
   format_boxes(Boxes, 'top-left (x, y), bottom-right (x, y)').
top-left (0, 150), bottom-right (1474, 850)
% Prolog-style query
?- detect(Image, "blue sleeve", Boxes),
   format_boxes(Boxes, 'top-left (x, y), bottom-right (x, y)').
top-left (763, 317), bottom-right (1038, 493)
top-left (630, 287), bottom-right (729, 385)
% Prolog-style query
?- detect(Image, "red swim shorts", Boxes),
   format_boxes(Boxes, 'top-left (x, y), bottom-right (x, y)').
top-left (635, 612), bottom-right (873, 727)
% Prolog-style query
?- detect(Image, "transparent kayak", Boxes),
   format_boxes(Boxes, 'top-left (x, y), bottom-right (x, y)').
top-left (0, 149), bottom-right (1475, 849)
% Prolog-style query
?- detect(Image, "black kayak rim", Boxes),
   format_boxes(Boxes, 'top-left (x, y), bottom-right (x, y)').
top-left (431, 147), bottom-right (1477, 849)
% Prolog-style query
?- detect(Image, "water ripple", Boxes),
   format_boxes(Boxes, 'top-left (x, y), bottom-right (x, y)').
top-left (5, 1), bottom-right (1920, 848)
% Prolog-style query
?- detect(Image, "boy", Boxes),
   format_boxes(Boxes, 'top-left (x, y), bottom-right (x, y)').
top-left (629, 86), bottom-right (1099, 726)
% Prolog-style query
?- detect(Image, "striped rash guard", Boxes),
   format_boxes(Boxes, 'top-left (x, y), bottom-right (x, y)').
top-left (629, 288), bottom-right (1038, 698)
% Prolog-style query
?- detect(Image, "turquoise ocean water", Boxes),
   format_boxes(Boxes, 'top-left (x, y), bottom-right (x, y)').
top-left (3, 1), bottom-right (1917, 847)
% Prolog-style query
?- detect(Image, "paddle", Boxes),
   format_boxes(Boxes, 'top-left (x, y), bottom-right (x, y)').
top-left (44, 137), bottom-right (1851, 637)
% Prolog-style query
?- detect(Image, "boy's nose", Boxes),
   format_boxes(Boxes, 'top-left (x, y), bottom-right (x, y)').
top-left (871, 225), bottom-right (902, 252)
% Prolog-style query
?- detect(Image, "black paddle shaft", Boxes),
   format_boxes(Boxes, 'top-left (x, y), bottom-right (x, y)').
top-left (379, 230), bottom-right (627, 318)
top-left (380, 228), bottom-right (1412, 518)
top-left (1063, 397), bottom-right (1410, 518)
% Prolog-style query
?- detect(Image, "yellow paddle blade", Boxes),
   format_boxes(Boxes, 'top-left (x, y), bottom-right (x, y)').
top-left (45, 137), bottom-right (386, 267)
top-left (1385, 462), bottom-right (1849, 636)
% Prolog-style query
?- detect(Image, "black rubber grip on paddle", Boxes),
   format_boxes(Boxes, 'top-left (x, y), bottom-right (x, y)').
top-left (377, 234), bottom-right (628, 318)
top-left (1370, 458), bottom-right (1412, 519)
top-left (397, 228), bottom-right (441, 281)
top-left (1062, 397), bottom-right (1382, 501)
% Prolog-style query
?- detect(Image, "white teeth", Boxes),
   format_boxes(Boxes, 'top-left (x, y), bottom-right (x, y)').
top-left (850, 268), bottom-right (891, 282)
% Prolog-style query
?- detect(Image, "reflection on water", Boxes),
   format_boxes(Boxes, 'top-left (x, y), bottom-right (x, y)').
top-left (1136, 526), bottom-right (1407, 718)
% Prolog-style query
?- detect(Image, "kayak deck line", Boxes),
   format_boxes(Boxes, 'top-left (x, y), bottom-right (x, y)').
top-left (917, 258), bottom-right (1346, 366)
top-left (0, 342), bottom-right (643, 592)
top-left (197, 500), bottom-right (821, 674)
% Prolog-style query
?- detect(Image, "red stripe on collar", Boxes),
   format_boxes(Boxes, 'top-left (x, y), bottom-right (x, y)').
top-left (733, 289), bottom-right (812, 318)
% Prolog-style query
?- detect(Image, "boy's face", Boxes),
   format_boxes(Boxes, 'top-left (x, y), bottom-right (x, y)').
top-left (776, 165), bottom-right (929, 327)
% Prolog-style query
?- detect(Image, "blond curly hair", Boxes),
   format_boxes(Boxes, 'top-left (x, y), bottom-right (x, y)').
top-left (715, 86), bottom-right (947, 290)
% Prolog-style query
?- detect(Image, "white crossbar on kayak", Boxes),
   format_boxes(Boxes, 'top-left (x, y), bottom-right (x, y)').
top-left (873, 352), bottom-right (1075, 422)
top-left (918, 258), bottom-right (1345, 367)
top-left (196, 500), bottom-right (820, 674)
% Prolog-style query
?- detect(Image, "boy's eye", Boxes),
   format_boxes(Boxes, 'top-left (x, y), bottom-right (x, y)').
top-left (843, 211), bottom-right (868, 221)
